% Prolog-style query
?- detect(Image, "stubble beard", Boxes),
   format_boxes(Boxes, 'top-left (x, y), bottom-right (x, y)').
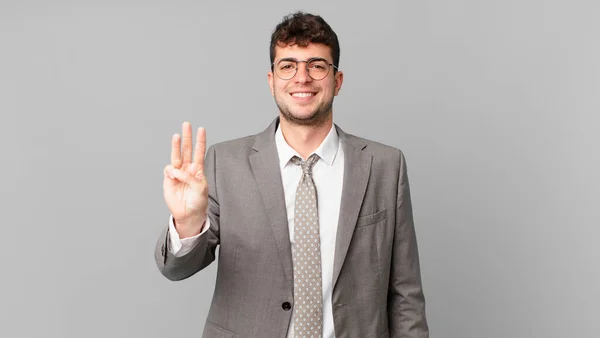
top-left (275, 92), bottom-right (334, 127)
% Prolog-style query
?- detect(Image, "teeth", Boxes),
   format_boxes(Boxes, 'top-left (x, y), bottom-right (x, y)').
top-left (292, 92), bottom-right (314, 98)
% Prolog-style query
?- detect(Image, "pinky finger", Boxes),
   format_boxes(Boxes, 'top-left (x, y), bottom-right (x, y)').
top-left (164, 165), bottom-right (176, 180)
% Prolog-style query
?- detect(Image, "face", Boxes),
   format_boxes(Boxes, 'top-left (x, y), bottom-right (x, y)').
top-left (268, 42), bottom-right (343, 126)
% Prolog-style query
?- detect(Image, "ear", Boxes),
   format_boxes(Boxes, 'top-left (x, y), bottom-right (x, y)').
top-left (333, 70), bottom-right (344, 96)
top-left (268, 71), bottom-right (275, 96)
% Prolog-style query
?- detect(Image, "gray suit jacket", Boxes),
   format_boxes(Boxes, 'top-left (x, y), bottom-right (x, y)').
top-left (155, 117), bottom-right (429, 338)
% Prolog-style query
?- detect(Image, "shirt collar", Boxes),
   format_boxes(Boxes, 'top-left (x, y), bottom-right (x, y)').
top-left (275, 122), bottom-right (340, 171)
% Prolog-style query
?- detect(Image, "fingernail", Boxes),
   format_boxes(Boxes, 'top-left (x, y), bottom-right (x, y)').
top-left (172, 169), bottom-right (179, 177)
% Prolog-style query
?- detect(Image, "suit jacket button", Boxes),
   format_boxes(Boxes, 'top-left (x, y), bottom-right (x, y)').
top-left (282, 302), bottom-right (292, 311)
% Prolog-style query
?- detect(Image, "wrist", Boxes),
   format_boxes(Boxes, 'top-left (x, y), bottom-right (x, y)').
top-left (174, 215), bottom-right (206, 238)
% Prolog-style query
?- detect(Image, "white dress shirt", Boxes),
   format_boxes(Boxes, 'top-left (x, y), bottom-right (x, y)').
top-left (168, 123), bottom-right (344, 338)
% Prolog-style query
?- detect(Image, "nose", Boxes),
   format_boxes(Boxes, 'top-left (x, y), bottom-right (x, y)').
top-left (294, 62), bottom-right (312, 84)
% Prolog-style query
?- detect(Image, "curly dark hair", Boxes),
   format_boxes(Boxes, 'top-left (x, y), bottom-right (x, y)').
top-left (269, 12), bottom-right (340, 70)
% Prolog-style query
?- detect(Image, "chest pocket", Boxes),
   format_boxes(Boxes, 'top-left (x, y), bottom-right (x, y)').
top-left (356, 208), bottom-right (387, 228)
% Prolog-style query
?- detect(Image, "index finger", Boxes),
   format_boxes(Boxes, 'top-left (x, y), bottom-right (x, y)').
top-left (193, 127), bottom-right (206, 169)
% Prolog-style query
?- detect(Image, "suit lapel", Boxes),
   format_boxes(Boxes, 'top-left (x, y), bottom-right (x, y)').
top-left (249, 118), bottom-right (294, 284)
top-left (332, 126), bottom-right (372, 288)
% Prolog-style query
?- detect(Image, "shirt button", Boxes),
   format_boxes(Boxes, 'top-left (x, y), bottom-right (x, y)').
top-left (282, 302), bottom-right (292, 311)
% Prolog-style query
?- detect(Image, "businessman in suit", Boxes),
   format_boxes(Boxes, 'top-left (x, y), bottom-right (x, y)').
top-left (155, 12), bottom-right (429, 338)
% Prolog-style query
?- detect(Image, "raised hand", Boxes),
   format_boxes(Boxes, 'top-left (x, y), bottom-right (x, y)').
top-left (163, 122), bottom-right (208, 238)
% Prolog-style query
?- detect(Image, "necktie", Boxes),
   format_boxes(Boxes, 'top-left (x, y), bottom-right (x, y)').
top-left (291, 153), bottom-right (323, 337)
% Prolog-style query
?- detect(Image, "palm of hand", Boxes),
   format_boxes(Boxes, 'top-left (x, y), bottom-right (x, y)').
top-left (164, 163), bottom-right (207, 221)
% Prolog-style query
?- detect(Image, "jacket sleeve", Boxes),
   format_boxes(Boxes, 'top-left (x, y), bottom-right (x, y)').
top-left (388, 150), bottom-right (429, 337)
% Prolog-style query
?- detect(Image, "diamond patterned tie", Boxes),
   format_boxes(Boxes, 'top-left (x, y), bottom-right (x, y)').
top-left (291, 153), bottom-right (323, 338)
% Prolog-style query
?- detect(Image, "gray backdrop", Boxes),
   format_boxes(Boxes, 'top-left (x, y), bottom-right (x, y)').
top-left (1, 0), bottom-right (598, 337)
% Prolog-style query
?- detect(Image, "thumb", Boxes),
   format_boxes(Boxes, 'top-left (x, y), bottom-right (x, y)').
top-left (171, 168), bottom-right (201, 187)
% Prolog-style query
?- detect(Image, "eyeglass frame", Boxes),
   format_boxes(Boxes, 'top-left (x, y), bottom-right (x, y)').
top-left (271, 57), bottom-right (339, 81)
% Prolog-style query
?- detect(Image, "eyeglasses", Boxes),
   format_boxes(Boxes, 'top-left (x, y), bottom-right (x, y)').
top-left (272, 57), bottom-right (338, 81)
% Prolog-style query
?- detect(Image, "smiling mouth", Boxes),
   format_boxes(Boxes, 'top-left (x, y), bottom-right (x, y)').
top-left (290, 92), bottom-right (316, 98)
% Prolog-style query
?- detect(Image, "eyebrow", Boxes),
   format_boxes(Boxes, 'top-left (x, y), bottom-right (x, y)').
top-left (277, 57), bottom-right (329, 63)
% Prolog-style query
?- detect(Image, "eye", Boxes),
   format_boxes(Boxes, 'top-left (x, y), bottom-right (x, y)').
top-left (278, 62), bottom-right (296, 71)
top-left (308, 61), bottom-right (328, 70)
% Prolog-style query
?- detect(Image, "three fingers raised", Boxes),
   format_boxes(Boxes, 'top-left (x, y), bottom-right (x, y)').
top-left (169, 122), bottom-right (206, 172)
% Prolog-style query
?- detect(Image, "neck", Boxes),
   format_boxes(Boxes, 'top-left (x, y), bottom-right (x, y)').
top-left (279, 114), bottom-right (333, 159)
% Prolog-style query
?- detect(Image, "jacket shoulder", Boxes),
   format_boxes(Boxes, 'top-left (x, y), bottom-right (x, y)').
top-left (208, 134), bottom-right (257, 157)
top-left (343, 132), bottom-right (406, 163)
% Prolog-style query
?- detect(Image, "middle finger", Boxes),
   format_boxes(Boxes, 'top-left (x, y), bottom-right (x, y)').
top-left (181, 121), bottom-right (193, 165)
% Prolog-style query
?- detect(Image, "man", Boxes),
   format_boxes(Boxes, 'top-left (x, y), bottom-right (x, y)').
top-left (155, 12), bottom-right (429, 338)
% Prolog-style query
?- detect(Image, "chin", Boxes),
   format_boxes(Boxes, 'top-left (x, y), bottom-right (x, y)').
top-left (285, 113), bottom-right (316, 122)
top-left (281, 110), bottom-right (330, 126)
top-left (290, 110), bottom-right (317, 120)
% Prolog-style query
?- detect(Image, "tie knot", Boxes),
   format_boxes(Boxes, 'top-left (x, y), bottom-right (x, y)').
top-left (291, 153), bottom-right (319, 175)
